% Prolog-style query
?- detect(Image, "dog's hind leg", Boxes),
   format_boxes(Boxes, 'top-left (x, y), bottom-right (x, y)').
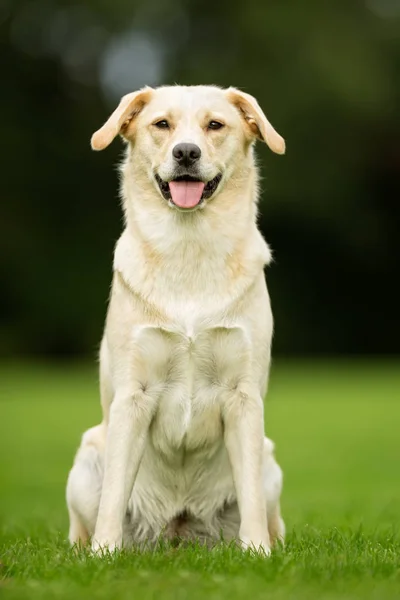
top-left (66, 341), bottom-right (113, 546)
top-left (66, 425), bottom-right (105, 545)
top-left (267, 504), bottom-right (285, 547)
top-left (68, 505), bottom-right (89, 546)
top-left (264, 437), bottom-right (285, 546)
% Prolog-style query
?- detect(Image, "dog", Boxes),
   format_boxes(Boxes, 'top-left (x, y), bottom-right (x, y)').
top-left (66, 85), bottom-right (286, 555)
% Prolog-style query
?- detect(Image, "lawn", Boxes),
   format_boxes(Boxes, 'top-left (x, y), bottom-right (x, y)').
top-left (0, 360), bottom-right (399, 599)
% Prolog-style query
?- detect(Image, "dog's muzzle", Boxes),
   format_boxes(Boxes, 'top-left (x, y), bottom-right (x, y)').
top-left (155, 173), bottom-right (222, 209)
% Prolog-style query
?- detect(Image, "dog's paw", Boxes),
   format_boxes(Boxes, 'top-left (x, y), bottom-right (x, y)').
top-left (91, 537), bottom-right (121, 556)
top-left (239, 536), bottom-right (271, 557)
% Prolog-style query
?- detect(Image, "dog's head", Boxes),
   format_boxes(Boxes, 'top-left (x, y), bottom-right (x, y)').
top-left (91, 85), bottom-right (285, 211)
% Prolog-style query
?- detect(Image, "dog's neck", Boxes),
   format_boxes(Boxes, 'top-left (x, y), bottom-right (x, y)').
top-left (114, 156), bottom-right (271, 316)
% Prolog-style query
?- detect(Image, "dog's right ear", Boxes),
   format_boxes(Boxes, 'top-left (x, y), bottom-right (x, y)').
top-left (91, 87), bottom-right (153, 151)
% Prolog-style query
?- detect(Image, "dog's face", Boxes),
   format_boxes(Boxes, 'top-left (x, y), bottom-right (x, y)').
top-left (135, 87), bottom-right (242, 210)
top-left (91, 86), bottom-right (285, 211)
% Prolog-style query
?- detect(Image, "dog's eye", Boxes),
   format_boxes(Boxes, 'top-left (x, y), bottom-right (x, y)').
top-left (208, 121), bottom-right (224, 130)
top-left (154, 120), bottom-right (170, 129)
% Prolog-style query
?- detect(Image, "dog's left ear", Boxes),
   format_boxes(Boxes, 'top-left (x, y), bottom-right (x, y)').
top-left (226, 88), bottom-right (285, 155)
top-left (91, 87), bottom-right (153, 151)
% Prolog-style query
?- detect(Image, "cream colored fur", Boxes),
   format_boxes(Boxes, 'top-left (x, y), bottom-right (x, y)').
top-left (66, 85), bottom-right (285, 555)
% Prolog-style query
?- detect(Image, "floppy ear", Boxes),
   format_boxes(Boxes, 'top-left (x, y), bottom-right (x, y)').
top-left (91, 87), bottom-right (153, 151)
top-left (226, 88), bottom-right (285, 155)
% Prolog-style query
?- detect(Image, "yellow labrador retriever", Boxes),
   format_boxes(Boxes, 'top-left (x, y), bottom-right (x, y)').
top-left (66, 85), bottom-right (285, 554)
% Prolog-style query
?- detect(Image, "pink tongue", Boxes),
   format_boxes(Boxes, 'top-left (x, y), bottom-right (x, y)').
top-left (169, 181), bottom-right (205, 208)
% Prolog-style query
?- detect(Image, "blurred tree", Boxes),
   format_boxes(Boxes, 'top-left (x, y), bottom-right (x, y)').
top-left (0, 0), bottom-right (399, 356)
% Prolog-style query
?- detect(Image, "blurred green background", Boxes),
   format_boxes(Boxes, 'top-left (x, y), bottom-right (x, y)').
top-left (0, 0), bottom-right (399, 358)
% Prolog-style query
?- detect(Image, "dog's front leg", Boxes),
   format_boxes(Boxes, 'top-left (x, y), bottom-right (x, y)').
top-left (223, 385), bottom-right (270, 555)
top-left (92, 388), bottom-right (156, 552)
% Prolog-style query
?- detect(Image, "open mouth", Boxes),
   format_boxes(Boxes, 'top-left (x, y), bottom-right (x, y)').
top-left (155, 173), bottom-right (222, 209)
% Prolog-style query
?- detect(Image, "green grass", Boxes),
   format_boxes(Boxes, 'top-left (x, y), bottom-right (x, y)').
top-left (0, 360), bottom-right (399, 599)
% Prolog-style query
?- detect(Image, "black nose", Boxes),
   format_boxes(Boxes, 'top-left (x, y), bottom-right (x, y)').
top-left (172, 143), bottom-right (201, 167)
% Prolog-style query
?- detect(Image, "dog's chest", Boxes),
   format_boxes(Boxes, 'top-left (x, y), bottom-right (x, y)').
top-left (133, 324), bottom-right (250, 458)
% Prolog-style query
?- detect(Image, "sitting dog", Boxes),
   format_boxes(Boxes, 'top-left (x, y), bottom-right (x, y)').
top-left (66, 85), bottom-right (285, 554)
